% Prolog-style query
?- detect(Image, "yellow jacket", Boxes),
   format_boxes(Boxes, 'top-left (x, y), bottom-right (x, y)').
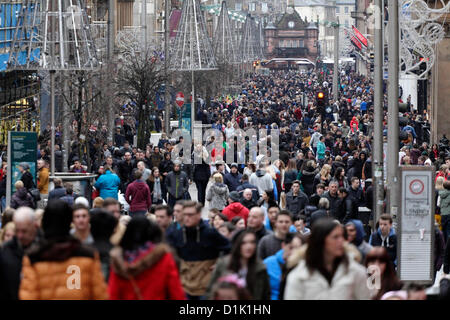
top-left (38, 167), bottom-right (49, 194)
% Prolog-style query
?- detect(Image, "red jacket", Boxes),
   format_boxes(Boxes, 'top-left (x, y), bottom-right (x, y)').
top-left (125, 180), bottom-right (151, 212)
top-left (108, 243), bottom-right (186, 300)
top-left (222, 202), bottom-right (250, 225)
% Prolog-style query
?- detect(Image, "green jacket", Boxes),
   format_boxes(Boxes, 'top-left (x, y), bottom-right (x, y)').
top-left (439, 189), bottom-right (450, 216)
top-left (316, 141), bottom-right (326, 160)
top-left (205, 254), bottom-right (271, 300)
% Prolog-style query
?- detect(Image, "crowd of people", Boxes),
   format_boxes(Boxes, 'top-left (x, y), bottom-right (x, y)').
top-left (0, 68), bottom-right (449, 300)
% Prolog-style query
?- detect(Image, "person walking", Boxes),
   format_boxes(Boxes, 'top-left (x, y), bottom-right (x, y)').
top-left (165, 160), bottom-right (189, 208)
top-left (125, 170), bottom-right (152, 216)
top-left (146, 167), bottom-right (164, 205)
top-left (19, 200), bottom-right (108, 299)
top-left (94, 166), bottom-right (121, 200)
top-left (1, 207), bottom-right (42, 300)
top-left (108, 216), bottom-right (186, 300)
top-left (284, 218), bottom-right (371, 300)
top-left (206, 230), bottom-right (271, 300)
top-left (166, 201), bottom-right (231, 300)
top-left (10, 181), bottom-right (35, 209)
top-left (37, 159), bottom-right (49, 208)
top-left (206, 173), bottom-right (229, 211)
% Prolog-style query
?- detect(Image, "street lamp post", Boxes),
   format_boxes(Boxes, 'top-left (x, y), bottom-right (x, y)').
top-left (387, 0), bottom-right (400, 221)
top-left (373, 0), bottom-right (384, 229)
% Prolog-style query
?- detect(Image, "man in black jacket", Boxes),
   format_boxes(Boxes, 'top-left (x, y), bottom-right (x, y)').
top-left (247, 207), bottom-right (273, 244)
top-left (338, 187), bottom-right (358, 224)
top-left (117, 151), bottom-right (134, 193)
top-left (166, 201), bottom-right (230, 300)
top-left (286, 180), bottom-right (309, 217)
top-left (236, 174), bottom-right (259, 202)
top-left (347, 176), bottom-right (365, 208)
top-left (1, 207), bottom-right (41, 300)
top-left (224, 163), bottom-right (242, 192)
top-left (369, 214), bottom-right (398, 265)
top-left (322, 180), bottom-right (343, 219)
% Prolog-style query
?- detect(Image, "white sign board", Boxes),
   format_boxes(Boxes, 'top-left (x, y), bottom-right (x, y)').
top-left (398, 166), bottom-right (435, 284)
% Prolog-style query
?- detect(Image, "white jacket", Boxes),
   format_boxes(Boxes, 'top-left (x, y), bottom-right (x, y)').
top-left (284, 256), bottom-right (371, 300)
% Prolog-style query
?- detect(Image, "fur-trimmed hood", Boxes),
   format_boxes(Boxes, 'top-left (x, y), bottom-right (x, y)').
top-left (110, 243), bottom-right (171, 279)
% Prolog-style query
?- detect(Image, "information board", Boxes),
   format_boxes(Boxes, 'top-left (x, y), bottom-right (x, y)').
top-left (6, 132), bottom-right (38, 206)
top-left (398, 166), bottom-right (435, 285)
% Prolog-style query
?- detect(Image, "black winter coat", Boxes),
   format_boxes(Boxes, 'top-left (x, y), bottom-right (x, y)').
top-left (20, 171), bottom-right (35, 191)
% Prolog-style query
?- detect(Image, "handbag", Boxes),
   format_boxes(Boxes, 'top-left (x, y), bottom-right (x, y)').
top-left (29, 188), bottom-right (41, 202)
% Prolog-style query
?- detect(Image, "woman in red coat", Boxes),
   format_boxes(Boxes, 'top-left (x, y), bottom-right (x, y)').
top-left (108, 216), bottom-right (186, 300)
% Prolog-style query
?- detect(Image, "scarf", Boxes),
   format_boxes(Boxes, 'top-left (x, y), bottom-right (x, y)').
top-left (153, 177), bottom-right (162, 202)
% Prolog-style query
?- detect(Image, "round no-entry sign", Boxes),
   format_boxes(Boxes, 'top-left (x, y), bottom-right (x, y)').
top-left (175, 92), bottom-right (185, 108)
top-left (409, 179), bottom-right (425, 195)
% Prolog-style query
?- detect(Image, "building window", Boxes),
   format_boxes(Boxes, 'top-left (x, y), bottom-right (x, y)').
top-left (336, 7), bottom-right (340, 14)
top-left (345, 20), bottom-right (349, 27)
top-left (299, 40), bottom-right (304, 47)
top-left (235, 3), bottom-right (242, 11)
top-left (345, 6), bottom-right (349, 13)
top-left (261, 2), bottom-right (268, 13)
top-left (249, 2), bottom-right (256, 11)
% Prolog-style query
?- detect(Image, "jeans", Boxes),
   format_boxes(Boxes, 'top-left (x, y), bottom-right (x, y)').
top-left (442, 215), bottom-right (450, 243)
top-left (168, 194), bottom-right (181, 208)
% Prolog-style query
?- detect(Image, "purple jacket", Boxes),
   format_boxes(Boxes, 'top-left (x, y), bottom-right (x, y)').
top-left (125, 180), bottom-right (151, 212)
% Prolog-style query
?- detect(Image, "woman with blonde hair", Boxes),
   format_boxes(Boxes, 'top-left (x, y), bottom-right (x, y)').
top-left (313, 164), bottom-right (332, 190)
top-left (206, 173), bottom-right (229, 211)
top-left (93, 197), bottom-right (104, 208)
top-left (0, 221), bottom-right (15, 246)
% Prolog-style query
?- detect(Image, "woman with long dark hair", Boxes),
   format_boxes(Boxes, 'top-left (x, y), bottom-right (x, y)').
top-left (108, 216), bottom-right (186, 300)
top-left (284, 159), bottom-right (299, 194)
top-left (334, 167), bottom-right (349, 189)
top-left (206, 230), bottom-right (270, 300)
top-left (284, 218), bottom-right (370, 300)
top-left (365, 247), bottom-right (402, 300)
top-left (146, 167), bottom-right (164, 205)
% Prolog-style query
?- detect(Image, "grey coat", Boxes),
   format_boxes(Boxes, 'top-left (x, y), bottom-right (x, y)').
top-left (206, 183), bottom-right (229, 211)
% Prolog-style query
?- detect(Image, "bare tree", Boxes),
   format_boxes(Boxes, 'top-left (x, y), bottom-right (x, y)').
top-left (115, 47), bottom-right (166, 149)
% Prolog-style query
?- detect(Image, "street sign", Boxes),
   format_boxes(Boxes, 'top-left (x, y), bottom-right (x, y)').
top-left (175, 92), bottom-right (185, 108)
top-left (180, 103), bottom-right (192, 133)
top-left (6, 131), bottom-right (38, 206)
top-left (398, 166), bottom-right (435, 285)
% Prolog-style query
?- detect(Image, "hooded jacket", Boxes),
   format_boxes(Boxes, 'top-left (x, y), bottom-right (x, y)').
top-left (108, 243), bottom-right (186, 300)
top-left (250, 170), bottom-right (274, 196)
top-left (300, 167), bottom-right (319, 197)
top-left (125, 179), bottom-right (151, 212)
top-left (165, 170), bottom-right (189, 200)
top-left (166, 219), bottom-right (231, 296)
top-left (263, 249), bottom-right (286, 300)
top-left (224, 171), bottom-right (242, 192)
top-left (10, 188), bottom-right (35, 209)
top-left (94, 170), bottom-right (121, 200)
top-left (206, 183), bottom-right (229, 211)
top-left (222, 202), bottom-right (250, 224)
top-left (439, 189), bottom-right (450, 216)
top-left (345, 220), bottom-right (373, 260)
top-left (19, 236), bottom-right (108, 300)
top-left (369, 227), bottom-right (397, 264)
